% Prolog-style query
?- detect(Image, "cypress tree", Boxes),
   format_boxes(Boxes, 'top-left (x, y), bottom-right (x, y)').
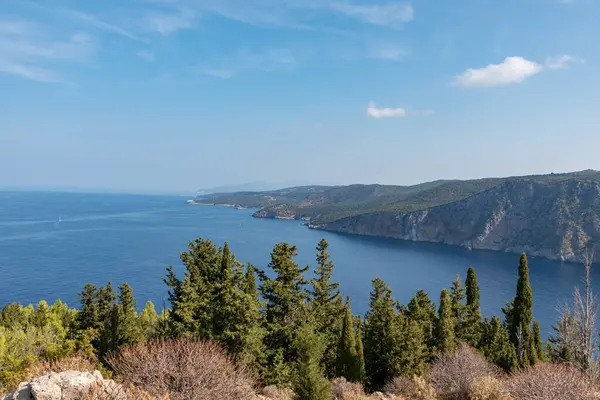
top-left (463, 267), bottom-right (482, 346)
top-left (336, 298), bottom-right (359, 381)
top-left (259, 242), bottom-right (309, 385)
top-left (436, 289), bottom-right (456, 353)
top-left (309, 238), bottom-right (344, 377)
top-left (292, 322), bottom-right (331, 400)
top-left (364, 278), bottom-right (404, 391)
top-left (355, 316), bottom-right (366, 384)
top-left (509, 253), bottom-right (535, 366)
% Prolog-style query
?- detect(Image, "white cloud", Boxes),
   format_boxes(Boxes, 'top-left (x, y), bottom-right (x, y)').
top-left (454, 56), bottom-right (543, 88)
top-left (367, 102), bottom-right (434, 119)
top-left (137, 50), bottom-right (155, 61)
top-left (545, 54), bottom-right (583, 69)
top-left (144, 8), bottom-right (196, 35)
top-left (199, 68), bottom-right (234, 79)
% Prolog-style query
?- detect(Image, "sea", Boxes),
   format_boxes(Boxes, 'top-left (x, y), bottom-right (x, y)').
top-left (0, 191), bottom-right (596, 338)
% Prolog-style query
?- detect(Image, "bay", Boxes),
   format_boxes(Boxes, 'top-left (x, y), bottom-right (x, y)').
top-left (0, 191), bottom-right (594, 338)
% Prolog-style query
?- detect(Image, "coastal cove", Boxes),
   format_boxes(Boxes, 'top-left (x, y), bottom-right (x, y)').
top-left (0, 191), bottom-right (597, 339)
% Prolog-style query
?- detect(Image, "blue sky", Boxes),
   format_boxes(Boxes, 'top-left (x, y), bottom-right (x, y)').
top-left (1, 0), bottom-right (598, 193)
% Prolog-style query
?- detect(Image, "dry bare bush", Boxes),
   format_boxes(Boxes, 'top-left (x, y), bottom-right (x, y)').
top-left (23, 356), bottom-right (98, 381)
top-left (261, 384), bottom-right (296, 400)
top-left (384, 375), bottom-right (437, 400)
top-left (106, 338), bottom-right (255, 400)
top-left (468, 376), bottom-right (510, 400)
top-left (505, 363), bottom-right (599, 400)
top-left (331, 377), bottom-right (366, 400)
top-left (428, 344), bottom-right (501, 400)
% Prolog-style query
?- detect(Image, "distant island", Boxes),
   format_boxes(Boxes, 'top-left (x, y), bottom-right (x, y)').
top-left (193, 170), bottom-right (600, 263)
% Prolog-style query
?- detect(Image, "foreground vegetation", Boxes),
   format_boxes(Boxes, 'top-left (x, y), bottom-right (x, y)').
top-left (1, 237), bottom-right (599, 399)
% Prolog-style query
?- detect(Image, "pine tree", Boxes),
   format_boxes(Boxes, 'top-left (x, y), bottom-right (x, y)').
top-left (139, 301), bottom-right (159, 339)
top-left (436, 289), bottom-right (456, 353)
top-left (406, 289), bottom-right (437, 356)
top-left (32, 300), bottom-right (50, 328)
top-left (481, 316), bottom-right (518, 373)
top-left (165, 238), bottom-right (220, 338)
top-left (78, 284), bottom-right (98, 331)
top-left (399, 318), bottom-right (428, 377)
top-left (259, 242), bottom-right (309, 385)
top-left (236, 263), bottom-right (266, 376)
top-left (292, 322), bottom-right (331, 400)
top-left (364, 278), bottom-right (405, 391)
top-left (309, 238), bottom-right (344, 377)
top-left (450, 275), bottom-right (466, 337)
top-left (355, 316), bottom-right (366, 384)
top-left (463, 267), bottom-right (482, 346)
top-left (336, 298), bottom-right (359, 381)
top-left (508, 254), bottom-right (535, 366)
top-left (97, 282), bottom-right (116, 324)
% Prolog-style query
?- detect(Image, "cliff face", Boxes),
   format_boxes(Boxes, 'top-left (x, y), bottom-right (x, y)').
top-left (316, 179), bottom-right (600, 262)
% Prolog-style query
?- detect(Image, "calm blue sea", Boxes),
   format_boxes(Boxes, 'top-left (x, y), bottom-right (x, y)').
top-left (0, 191), bottom-right (595, 338)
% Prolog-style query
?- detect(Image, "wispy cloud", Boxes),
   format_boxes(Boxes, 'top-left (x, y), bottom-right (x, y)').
top-left (137, 50), bottom-right (155, 61)
top-left (164, 0), bottom-right (414, 30)
top-left (144, 8), bottom-right (197, 35)
top-left (545, 54), bottom-right (584, 69)
top-left (367, 102), bottom-right (433, 119)
top-left (0, 60), bottom-right (62, 82)
top-left (329, 2), bottom-right (414, 27)
top-left (197, 48), bottom-right (296, 79)
top-left (0, 18), bottom-right (98, 83)
top-left (198, 68), bottom-right (235, 79)
top-left (454, 56), bottom-right (543, 88)
top-left (67, 11), bottom-right (144, 42)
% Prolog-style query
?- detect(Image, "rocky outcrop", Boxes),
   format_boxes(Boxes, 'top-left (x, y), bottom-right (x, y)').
top-left (317, 179), bottom-right (600, 263)
top-left (3, 371), bottom-right (125, 400)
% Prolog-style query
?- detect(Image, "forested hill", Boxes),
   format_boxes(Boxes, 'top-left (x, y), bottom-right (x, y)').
top-left (194, 170), bottom-right (600, 262)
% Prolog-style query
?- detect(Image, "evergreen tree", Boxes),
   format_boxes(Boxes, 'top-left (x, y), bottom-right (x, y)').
top-left (406, 289), bottom-right (437, 356)
top-left (32, 300), bottom-right (50, 329)
top-left (139, 301), bottom-right (159, 339)
top-left (118, 282), bottom-right (142, 347)
top-left (97, 282), bottom-right (116, 324)
top-left (463, 267), bottom-right (482, 346)
top-left (165, 239), bottom-right (220, 338)
top-left (450, 275), bottom-right (466, 337)
top-left (481, 316), bottom-right (518, 373)
top-left (399, 318), bottom-right (428, 377)
top-left (78, 284), bottom-right (98, 331)
top-left (236, 263), bottom-right (266, 375)
top-left (335, 298), bottom-right (359, 381)
top-left (508, 254), bottom-right (535, 366)
top-left (354, 316), bottom-right (366, 384)
top-left (292, 322), bottom-right (331, 400)
top-left (259, 243), bottom-right (309, 385)
top-left (364, 278), bottom-right (405, 391)
top-left (309, 238), bottom-right (344, 377)
top-left (436, 289), bottom-right (456, 353)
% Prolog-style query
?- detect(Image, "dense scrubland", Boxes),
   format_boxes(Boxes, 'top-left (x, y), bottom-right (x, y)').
top-left (2, 238), bottom-right (599, 399)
